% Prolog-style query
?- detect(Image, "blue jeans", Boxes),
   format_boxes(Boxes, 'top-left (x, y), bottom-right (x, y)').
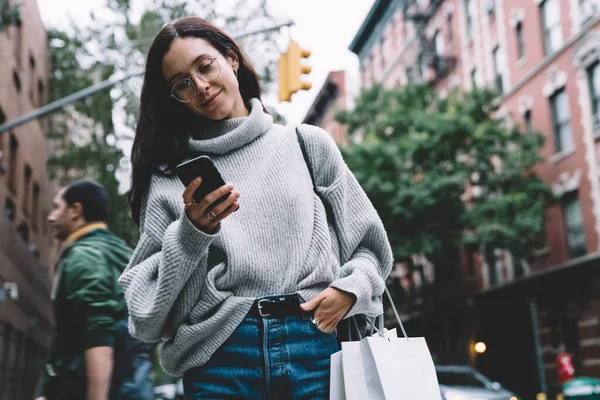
top-left (116, 357), bottom-right (153, 399)
top-left (183, 314), bottom-right (339, 399)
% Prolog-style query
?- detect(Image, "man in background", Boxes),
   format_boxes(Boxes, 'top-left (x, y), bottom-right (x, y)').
top-left (35, 180), bottom-right (152, 400)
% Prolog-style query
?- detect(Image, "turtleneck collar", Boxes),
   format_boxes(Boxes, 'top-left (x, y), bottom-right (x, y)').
top-left (187, 98), bottom-right (273, 155)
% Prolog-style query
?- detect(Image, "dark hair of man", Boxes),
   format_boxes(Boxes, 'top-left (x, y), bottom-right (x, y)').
top-left (128, 17), bottom-right (264, 224)
top-left (62, 180), bottom-right (109, 222)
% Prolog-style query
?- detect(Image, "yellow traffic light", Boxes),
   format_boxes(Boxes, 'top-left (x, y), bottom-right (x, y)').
top-left (278, 40), bottom-right (312, 102)
top-left (287, 40), bottom-right (312, 92)
top-left (278, 52), bottom-right (292, 102)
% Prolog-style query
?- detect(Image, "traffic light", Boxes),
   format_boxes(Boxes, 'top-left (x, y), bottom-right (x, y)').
top-left (278, 40), bottom-right (312, 102)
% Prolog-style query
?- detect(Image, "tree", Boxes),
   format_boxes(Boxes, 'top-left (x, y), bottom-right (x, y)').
top-left (46, 0), bottom-right (286, 245)
top-left (337, 84), bottom-right (554, 310)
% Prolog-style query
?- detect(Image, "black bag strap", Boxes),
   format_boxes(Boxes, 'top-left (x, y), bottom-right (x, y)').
top-left (295, 126), bottom-right (317, 188)
top-left (295, 126), bottom-right (359, 342)
top-left (295, 126), bottom-right (341, 257)
top-left (294, 126), bottom-right (407, 341)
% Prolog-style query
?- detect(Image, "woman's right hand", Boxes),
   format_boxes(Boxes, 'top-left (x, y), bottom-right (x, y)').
top-left (183, 177), bottom-right (240, 234)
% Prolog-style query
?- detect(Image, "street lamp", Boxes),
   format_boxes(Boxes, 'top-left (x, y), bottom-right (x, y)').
top-left (474, 341), bottom-right (487, 354)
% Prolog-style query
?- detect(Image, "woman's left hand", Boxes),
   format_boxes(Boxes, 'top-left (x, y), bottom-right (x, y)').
top-left (300, 288), bottom-right (356, 333)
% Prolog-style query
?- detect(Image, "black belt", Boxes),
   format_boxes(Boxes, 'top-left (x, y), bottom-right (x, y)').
top-left (248, 294), bottom-right (304, 318)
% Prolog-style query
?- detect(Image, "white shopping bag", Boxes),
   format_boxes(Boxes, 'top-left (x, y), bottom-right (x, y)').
top-left (341, 340), bottom-right (369, 400)
top-left (331, 326), bottom-right (397, 400)
top-left (360, 334), bottom-right (441, 400)
top-left (330, 288), bottom-right (441, 400)
top-left (329, 351), bottom-right (346, 400)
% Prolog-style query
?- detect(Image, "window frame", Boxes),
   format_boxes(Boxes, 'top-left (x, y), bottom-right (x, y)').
top-left (540, 0), bottom-right (563, 55)
top-left (22, 164), bottom-right (31, 216)
top-left (524, 110), bottom-right (533, 134)
top-left (587, 61), bottom-right (600, 130)
top-left (562, 191), bottom-right (587, 258)
top-left (492, 46), bottom-right (504, 92)
top-left (549, 89), bottom-right (573, 153)
top-left (516, 22), bottom-right (525, 60)
top-left (465, 0), bottom-right (474, 38)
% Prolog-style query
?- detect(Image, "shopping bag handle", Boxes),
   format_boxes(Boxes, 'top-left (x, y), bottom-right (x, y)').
top-left (355, 287), bottom-right (409, 341)
top-left (384, 286), bottom-right (409, 340)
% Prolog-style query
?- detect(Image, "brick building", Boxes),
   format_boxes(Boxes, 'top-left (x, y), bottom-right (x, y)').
top-left (303, 71), bottom-right (352, 146)
top-left (0, 0), bottom-right (59, 396)
top-left (348, 0), bottom-right (600, 396)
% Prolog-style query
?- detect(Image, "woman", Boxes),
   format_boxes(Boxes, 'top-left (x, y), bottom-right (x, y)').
top-left (119, 16), bottom-right (393, 399)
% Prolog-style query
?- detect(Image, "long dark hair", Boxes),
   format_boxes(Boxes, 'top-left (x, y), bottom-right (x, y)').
top-left (129, 17), bottom-right (262, 224)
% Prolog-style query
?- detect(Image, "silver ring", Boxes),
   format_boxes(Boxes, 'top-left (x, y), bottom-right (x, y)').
top-left (207, 211), bottom-right (217, 220)
top-left (312, 317), bottom-right (319, 326)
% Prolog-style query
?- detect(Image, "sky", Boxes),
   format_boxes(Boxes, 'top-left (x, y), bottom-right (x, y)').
top-left (36, 0), bottom-right (375, 124)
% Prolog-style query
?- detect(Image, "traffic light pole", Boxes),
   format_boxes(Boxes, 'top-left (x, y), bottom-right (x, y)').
top-left (0, 72), bottom-right (143, 135)
top-left (0, 21), bottom-right (294, 135)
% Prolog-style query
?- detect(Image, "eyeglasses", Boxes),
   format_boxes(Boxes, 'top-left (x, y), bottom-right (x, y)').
top-left (170, 56), bottom-right (221, 103)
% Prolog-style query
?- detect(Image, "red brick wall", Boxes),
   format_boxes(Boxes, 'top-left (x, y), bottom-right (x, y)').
top-left (0, 0), bottom-right (59, 395)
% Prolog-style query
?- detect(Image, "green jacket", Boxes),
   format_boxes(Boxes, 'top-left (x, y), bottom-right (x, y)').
top-left (40, 227), bottom-right (132, 396)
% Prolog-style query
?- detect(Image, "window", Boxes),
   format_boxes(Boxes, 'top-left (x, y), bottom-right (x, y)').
top-left (516, 22), bottom-right (525, 59)
top-left (471, 68), bottom-right (478, 89)
top-left (32, 183), bottom-right (39, 231)
top-left (8, 134), bottom-right (17, 192)
top-left (13, 20), bottom-right (22, 65)
top-left (4, 198), bottom-right (16, 222)
top-left (37, 79), bottom-right (45, 106)
top-left (465, 0), bottom-right (474, 38)
top-left (437, 370), bottom-right (496, 388)
top-left (23, 165), bottom-right (31, 215)
top-left (487, 253), bottom-right (498, 286)
top-left (29, 54), bottom-right (36, 103)
top-left (492, 47), bottom-right (504, 92)
top-left (562, 191), bottom-right (586, 258)
top-left (434, 30), bottom-right (444, 56)
top-left (550, 89), bottom-right (573, 153)
top-left (17, 222), bottom-right (29, 243)
top-left (12, 70), bottom-right (21, 93)
top-left (541, 0), bottom-right (563, 55)
top-left (536, 219), bottom-right (548, 249)
top-left (524, 110), bottom-right (533, 134)
top-left (447, 14), bottom-right (454, 42)
top-left (514, 258), bottom-right (525, 279)
top-left (580, 0), bottom-right (598, 24)
top-left (587, 61), bottom-right (600, 129)
top-left (0, 108), bottom-right (4, 172)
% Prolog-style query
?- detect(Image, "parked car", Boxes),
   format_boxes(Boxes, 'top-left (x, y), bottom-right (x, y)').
top-left (436, 365), bottom-right (521, 400)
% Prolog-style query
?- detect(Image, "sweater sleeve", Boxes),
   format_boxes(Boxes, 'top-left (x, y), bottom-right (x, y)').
top-left (299, 125), bottom-right (394, 318)
top-left (118, 176), bottom-right (218, 342)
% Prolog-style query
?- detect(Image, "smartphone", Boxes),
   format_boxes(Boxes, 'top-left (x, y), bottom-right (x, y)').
top-left (176, 155), bottom-right (230, 205)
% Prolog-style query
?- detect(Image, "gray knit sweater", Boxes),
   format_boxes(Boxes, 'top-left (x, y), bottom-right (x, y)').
top-left (119, 98), bottom-right (393, 376)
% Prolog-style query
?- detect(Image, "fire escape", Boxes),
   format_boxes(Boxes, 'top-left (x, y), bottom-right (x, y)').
top-left (403, 0), bottom-right (456, 83)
